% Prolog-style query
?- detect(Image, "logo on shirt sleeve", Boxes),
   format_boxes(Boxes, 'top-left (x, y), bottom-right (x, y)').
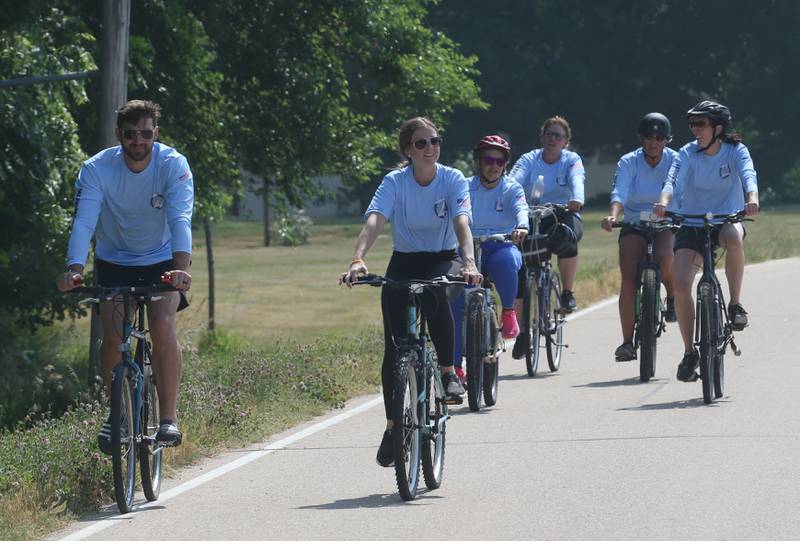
top-left (178, 170), bottom-right (192, 182)
top-left (457, 195), bottom-right (471, 209)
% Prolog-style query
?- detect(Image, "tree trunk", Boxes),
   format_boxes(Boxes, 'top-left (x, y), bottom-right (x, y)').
top-left (89, 0), bottom-right (130, 391)
top-left (263, 180), bottom-right (271, 247)
top-left (203, 216), bottom-right (216, 331)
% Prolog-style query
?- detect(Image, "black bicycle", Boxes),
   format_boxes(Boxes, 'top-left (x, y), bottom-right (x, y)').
top-left (354, 274), bottom-right (465, 501)
top-left (462, 234), bottom-right (508, 411)
top-left (71, 283), bottom-right (176, 513)
top-left (667, 210), bottom-right (747, 404)
top-left (612, 213), bottom-right (680, 381)
top-left (519, 204), bottom-right (567, 377)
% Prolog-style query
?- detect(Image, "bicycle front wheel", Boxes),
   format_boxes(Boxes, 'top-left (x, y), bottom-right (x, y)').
top-left (465, 294), bottom-right (485, 412)
top-left (421, 351), bottom-right (446, 490)
top-left (110, 364), bottom-right (137, 513)
top-left (546, 273), bottom-right (564, 372)
top-left (698, 283), bottom-right (716, 404)
top-left (392, 352), bottom-right (420, 501)
top-left (639, 269), bottom-right (659, 382)
top-left (524, 274), bottom-right (541, 377)
top-left (714, 302), bottom-right (725, 399)
top-left (483, 306), bottom-right (500, 407)
top-left (139, 340), bottom-right (163, 502)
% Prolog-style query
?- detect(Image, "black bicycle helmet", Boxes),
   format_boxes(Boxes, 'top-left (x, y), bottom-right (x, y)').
top-left (686, 100), bottom-right (731, 129)
top-left (638, 112), bottom-right (672, 141)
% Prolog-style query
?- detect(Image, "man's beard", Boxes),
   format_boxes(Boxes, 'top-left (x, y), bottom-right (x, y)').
top-left (124, 144), bottom-right (151, 163)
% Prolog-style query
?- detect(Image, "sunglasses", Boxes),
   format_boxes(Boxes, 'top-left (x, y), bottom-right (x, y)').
top-left (482, 156), bottom-right (507, 167)
top-left (123, 129), bottom-right (155, 140)
top-left (689, 120), bottom-right (710, 129)
top-left (543, 131), bottom-right (567, 140)
top-left (642, 134), bottom-right (668, 142)
top-left (412, 136), bottom-right (442, 150)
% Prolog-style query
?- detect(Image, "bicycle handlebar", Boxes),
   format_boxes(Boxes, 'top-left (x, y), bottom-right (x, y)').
top-left (474, 233), bottom-right (516, 243)
top-left (352, 274), bottom-right (468, 288)
top-left (69, 283), bottom-right (179, 301)
top-left (665, 210), bottom-right (750, 224)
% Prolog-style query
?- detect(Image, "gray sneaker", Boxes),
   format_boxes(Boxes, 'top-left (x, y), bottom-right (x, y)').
top-left (442, 371), bottom-right (466, 398)
top-left (155, 421), bottom-right (183, 447)
top-left (614, 342), bottom-right (636, 362)
top-left (728, 303), bottom-right (748, 331)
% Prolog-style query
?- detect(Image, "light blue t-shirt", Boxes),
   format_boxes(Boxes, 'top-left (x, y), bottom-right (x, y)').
top-left (468, 175), bottom-right (529, 236)
top-left (611, 147), bottom-right (679, 223)
top-left (509, 148), bottom-right (585, 206)
top-left (67, 142), bottom-right (194, 267)
top-left (365, 164), bottom-right (471, 253)
top-left (662, 141), bottom-right (758, 226)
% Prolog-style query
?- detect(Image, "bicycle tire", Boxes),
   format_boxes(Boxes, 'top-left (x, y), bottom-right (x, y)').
top-left (139, 340), bottom-right (162, 502)
top-left (392, 351), bottom-right (420, 501)
top-left (110, 364), bottom-right (137, 513)
top-left (524, 274), bottom-right (541, 377)
top-left (483, 306), bottom-right (500, 407)
top-left (421, 351), bottom-right (446, 490)
top-left (546, 272), bottom-right (564, 372)
top-left (713, 302), bottom-right (725, 398)
top-left (639, 269), bottom-right (659, 382)
top-left (465, 294), bottom-right (485, 412)
top-left (698, 283), bottom-right (716, 404)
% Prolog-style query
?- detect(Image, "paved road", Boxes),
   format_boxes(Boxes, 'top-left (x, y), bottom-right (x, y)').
top-left (54, 258), bottom-right (800, 541)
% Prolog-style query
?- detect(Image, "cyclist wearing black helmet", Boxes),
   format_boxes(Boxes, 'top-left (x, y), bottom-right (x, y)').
top-left (602, 113), bottom-right (678, 362)
top-left (653, 100), bottom-right (759, 382)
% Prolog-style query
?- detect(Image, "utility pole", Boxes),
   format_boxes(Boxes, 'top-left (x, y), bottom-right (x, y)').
top-left (89, 0), bottom-right (131, 388)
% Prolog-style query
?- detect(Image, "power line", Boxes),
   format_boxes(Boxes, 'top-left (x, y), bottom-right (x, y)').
top-left (0, 70), bottom-right (98, 88)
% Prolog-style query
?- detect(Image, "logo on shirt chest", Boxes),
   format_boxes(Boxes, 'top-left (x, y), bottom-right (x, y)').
top-left (151, 193), bottom-right (164, 209)
top-left (434, 198), bottom-right (449, 218)
top-left (719, 164), bottom-right (731, 179)
top-left (495, 198), bottom-right (504, 212)
top-left (556, 175), bottom-right (567, 187)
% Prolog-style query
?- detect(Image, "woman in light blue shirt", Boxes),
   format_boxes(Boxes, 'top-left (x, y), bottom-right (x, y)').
top-left (654, 101), bottom-right (759, 382)
top-left (450, 136), bottom-right (529, 383)
top-left (340, 116), bottom-right (481, 467)
top-left (601, 113), bottom-right (678, 362)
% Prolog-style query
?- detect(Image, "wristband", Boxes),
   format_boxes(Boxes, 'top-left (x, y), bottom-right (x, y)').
top-left (351, 258), bottom-right (364, 266)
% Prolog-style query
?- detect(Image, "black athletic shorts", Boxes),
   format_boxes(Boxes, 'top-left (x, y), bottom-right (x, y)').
top-left (95, 258), bottom-right (189, 311)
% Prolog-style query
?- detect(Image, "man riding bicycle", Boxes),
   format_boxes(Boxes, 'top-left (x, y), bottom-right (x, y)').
top-left (56, 99), bottom-right (193, 452)
top-left (653, 100), bottom-right (759, 382)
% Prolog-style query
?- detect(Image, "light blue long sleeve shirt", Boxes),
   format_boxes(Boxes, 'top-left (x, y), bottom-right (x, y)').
top-left (365, 164), bottom-right (471, 253)
top-left (662, 141), bottom-right (758, 225)
top-left (509, 148), bottom-right (585, 206)
top-left (468, 175), bottom-right (529, 236)
top-left (67, 142), bottom-right (194, 267)
top-left (611, 147), bottom-right (678, 222)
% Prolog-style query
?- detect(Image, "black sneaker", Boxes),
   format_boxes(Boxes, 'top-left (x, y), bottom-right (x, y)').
top-left (97, 415), bottom-right (113, 456)
top-left (676, 350), bottom-right (700, 382)
top-left (511, 334), bottom-right (527, 359)
top-left (728, 303), bottom-right (748, 331)
top-left (561, 290), bottom-right (577, 313)
top-left (664, 296), bottom-right (677, 323)
top-left (442, 371), bottom-right (466, 398)
top-left (614, 342), bottom-right (636, 362)
top-left (376, 430), bottom-right (394, 467)
top-left (155, 421), bottom-right (183, 447)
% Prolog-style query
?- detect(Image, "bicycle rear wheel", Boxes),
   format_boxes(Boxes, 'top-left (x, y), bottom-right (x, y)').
top-left (139, 340), bottom-right (163, 502)
top-left (524, 273), bottom-right (541, 377)
top-left (482, 306), bottom-right (500, 407)
top-left (546, 273), bottom-right (564, 372)
top-left (714, 303), bottom-right (725, 398)
top-left (465, 294), bottom-right (485, 412)
top-left (639, 269), bottom-right (659, 382)
top-left (698, 283), bottom-right (716, 404)
top-left (392, 351), bottom-right (420, 501)
top-left (421, 352), bottom-right (446, 490)
top-left (110, 364), bottom-right (137, 513)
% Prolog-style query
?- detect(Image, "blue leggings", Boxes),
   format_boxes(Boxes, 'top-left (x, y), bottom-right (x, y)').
top-left (451, 243), bottom-right (522, 367)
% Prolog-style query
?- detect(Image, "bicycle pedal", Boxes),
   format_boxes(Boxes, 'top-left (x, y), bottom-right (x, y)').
top-left (443, 395), bottom-right (463, 405)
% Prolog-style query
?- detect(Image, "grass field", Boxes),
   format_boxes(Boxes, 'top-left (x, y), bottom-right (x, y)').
top-left (181, 205), bottom-right (800, 343)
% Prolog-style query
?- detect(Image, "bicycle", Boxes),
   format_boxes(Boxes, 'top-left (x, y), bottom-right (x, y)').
top-left (519, 204), bottom-right (567, 377)
top-left (70, 282), bottom-right (177, 513)
top-left (354, 274), bottom-right (464, 501)
top-left (612, 212), bottom-right (680, 382)
top-left (666, 210), bottom-right (748, 404)
top-left (461, 234), bottom-right (509, 411)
